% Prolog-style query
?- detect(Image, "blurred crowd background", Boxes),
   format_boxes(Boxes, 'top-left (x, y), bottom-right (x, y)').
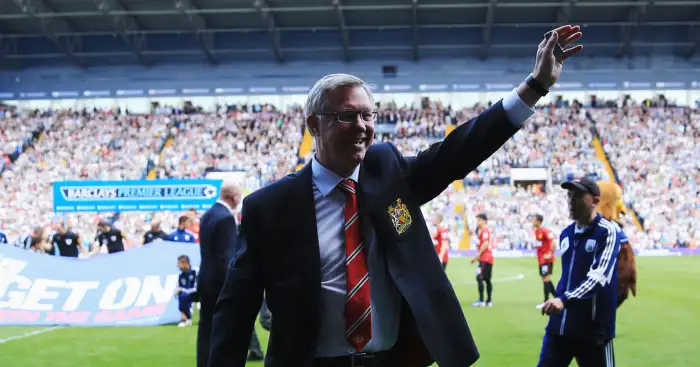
top-left (1, 95), bottom-right (698, 255)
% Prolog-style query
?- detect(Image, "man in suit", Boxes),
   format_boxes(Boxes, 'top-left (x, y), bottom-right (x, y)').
top-left (197, 180), bottom-right (264, 367)
top-left (209, 25), bottom-right (584, 367)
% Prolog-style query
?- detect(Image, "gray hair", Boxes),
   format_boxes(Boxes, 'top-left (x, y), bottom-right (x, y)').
top-left (219, 179), bottom-right (241, 198)
top-left (305, 73), bottom-right (374, 115)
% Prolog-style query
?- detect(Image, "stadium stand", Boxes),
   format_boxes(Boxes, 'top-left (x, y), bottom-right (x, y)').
top-left (592, 107), bottom-right (699, 249)
top-left (154, 106), bottom-right (304, 188)
top-left (0, 110), bottom-right (171, 243)
top-left (2, 2), bottom-right (700, 366)
top-left (0, 0), bottom-right (697, 290)
top-left (2, 97), bottom-right (697, 252)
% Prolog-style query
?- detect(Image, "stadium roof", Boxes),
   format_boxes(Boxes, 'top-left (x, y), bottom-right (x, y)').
top-left (1, 0), bottom-right (700, 67)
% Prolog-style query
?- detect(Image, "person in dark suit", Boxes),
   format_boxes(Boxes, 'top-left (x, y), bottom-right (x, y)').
top-left (209, 25), bottom-right (584, 367)
top-left (197, 181), bottom-right (264, 367)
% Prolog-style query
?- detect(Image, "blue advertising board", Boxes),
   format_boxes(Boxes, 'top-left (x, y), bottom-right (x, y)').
top-left (0, 241), bottom-right (201, 326)
top-left (1, 79), bottom-right (697, 101)
top-left (51, 179), bottom-right (222, 213)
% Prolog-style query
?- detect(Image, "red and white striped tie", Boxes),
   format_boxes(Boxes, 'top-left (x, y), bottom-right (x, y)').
top-left (338, 178), bottom-right (372, 352)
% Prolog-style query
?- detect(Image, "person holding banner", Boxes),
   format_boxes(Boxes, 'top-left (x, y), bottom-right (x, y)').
top-left (91, 220), bottom-right (132, 255)
top-left (30, 233), bottom-right (49, 254)
top-left (167, 216), bottom-right (197, 243)
top-left (50, 222), bottom-right (88, 258)
top-left (143, 221), bottom-right (168, 245)
top-left (14, 226), bottom-right (43, 250)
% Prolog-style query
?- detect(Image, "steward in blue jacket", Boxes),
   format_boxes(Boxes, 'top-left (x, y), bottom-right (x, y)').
top-left (167, 216), bottom-right (197, 243)
top-left (539, 178), bottom-right (622, 367)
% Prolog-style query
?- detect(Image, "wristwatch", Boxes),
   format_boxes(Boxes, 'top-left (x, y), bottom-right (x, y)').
top-left (525, 74), bottom-right (550, 97)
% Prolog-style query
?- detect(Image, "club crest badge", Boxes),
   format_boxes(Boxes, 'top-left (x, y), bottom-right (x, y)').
top-left (585, 239), bottom-right (597, 252)
top-left (387, 198), bottom-right (412, 234)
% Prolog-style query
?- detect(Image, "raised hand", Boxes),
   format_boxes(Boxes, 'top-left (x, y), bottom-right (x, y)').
top-left (532, 25), bottom-right (584, 89)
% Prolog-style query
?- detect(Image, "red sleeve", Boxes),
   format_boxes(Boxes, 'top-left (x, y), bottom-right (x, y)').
top-left (480, 229), bottom-right (490, 242)
top-left (546, 229), bottom-right (555, 240)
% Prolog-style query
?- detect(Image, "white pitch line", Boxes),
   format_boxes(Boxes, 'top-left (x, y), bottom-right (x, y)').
top-left (451, 273), bottom-right (525, 286)
top-left (0, 326), bottom-right (63, 345)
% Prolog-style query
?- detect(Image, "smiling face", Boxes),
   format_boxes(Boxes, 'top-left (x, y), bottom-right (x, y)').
top-left (308, 85), bottom-right (375, 178)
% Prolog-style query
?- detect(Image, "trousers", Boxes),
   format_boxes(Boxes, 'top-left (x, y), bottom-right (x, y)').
top-left (538, 334), bottom-right (615, 367)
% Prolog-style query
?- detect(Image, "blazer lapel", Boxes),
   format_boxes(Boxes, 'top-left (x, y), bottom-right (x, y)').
top-left (357, 165), bottom-right (380, 251)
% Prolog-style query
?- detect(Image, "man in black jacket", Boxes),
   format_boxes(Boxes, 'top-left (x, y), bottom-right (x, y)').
top-left (197, 181), bottom-right (264, 367)
top-left (209, 25), bottom-right (584, 367)
top-left (143, 221), bottom-right (168, 245)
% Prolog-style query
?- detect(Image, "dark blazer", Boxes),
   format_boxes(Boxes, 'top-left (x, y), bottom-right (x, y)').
top-left (198, 201), bottom-right (240, 367)
top-left (198, 202), bottom-right (238, 296)
top-left (208, 101), bottom-right (520, 367)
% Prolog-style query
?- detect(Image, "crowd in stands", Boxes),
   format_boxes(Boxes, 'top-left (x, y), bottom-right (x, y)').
top-left (593, 106), bottom-right (699, 248)
top-left (1, 106), bottom-right (43, 175)
top-left (0, 96), bottom-right (697, 255)
top-left (465, 105), bottom-right (608, 186)
top-left (462, 185), bottom-right (571, 250)
top-left (154, 104), bottom-right (304, 191)
top-left (1, 108), bottom-right (172, 246)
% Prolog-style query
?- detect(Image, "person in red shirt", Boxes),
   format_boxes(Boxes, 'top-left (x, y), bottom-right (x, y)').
top-left (431, 215), bottom-right (450, 270)
top-left (186, 208), bottom-right (201, 243)
top-left (532, 214), bottom-right (557, 308)
top-left (470, 213), bottom-right (493, 307)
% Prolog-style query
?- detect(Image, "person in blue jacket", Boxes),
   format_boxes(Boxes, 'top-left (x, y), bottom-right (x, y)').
top-left (175, 254), bottom-right (198, 327)
top-left (538, 178), bottom-right (622, 367)
top-left (167, 216), bottom-right (197, 243)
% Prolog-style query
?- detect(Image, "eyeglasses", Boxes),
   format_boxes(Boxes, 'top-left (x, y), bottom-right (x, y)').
top-left (315, 110), bottom-right (377, 124)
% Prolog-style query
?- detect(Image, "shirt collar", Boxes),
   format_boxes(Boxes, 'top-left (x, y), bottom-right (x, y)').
top-left (574, 214), bottom-right (601, 234)
top-left (311, 155), bottom-right (360, 197)
top-left (216, 199), bottom-right (234, 213)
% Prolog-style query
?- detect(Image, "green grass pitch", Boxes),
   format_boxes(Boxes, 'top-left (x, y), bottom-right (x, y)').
top-left (2, 257), bottom-right (698, 366)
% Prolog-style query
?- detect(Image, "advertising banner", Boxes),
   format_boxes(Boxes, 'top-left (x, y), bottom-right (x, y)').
top-left (2, 78), bottom-right (696, 101)
top-left (0, 241), bottom-right (200, 326)
top-left (52, 179), bottom-right (222, 213)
